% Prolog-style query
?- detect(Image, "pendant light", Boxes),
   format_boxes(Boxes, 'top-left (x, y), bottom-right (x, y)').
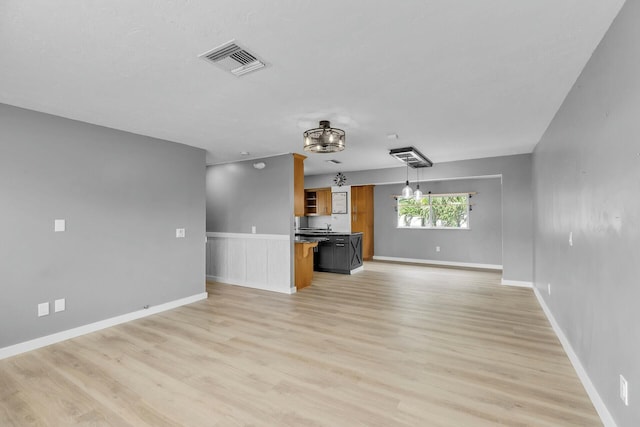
top-left (401, 163), bottom-right (413, 198)
top-left (414, 167), bottom-right (423, 200)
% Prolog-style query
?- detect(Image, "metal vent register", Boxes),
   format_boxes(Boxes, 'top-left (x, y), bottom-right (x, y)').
top-left (199, 40), bottom-right (266, 77)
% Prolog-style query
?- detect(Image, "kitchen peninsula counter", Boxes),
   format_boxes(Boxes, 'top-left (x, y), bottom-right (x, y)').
top-left (295, 231), bottom-right (363, 274)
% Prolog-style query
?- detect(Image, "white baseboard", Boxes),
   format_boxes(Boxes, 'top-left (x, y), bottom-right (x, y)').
top-left (206, 275), bottom-right (295, 295)
top-left (372, 255), bottom-right (502, 271)
top-left (350, 266), bottom-right (364, 274)
top-left (501, 279), bottom-right (533, 288)
top-left (0, 292), bottom-right (208, 361)
top-left (533, 287), bottom-right (617, 427)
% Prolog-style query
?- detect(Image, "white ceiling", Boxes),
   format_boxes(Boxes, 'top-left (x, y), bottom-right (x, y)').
top-left (0, 0), bottom-right (625, 175)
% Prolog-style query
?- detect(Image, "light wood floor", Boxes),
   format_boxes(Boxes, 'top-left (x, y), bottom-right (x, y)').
top-left (0, 262), bottom-right (601, 426)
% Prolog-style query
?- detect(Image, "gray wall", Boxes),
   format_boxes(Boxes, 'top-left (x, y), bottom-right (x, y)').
top-left (0, 104), bottom-right (206, 348)
top-left (374, 178), bottom-right (502, 266)
top-left (532, 1), bottom-right (639, 425)
top-left (206, 154), bottom-right (293, 235)
top-left (306, 153), bottom-right (532, 282)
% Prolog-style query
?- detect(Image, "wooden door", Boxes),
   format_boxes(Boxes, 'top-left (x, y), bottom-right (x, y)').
top-left (351, 185), bottom-right (374, 260)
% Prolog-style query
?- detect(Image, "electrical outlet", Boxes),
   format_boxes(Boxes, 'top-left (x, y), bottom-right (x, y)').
top-left (54, 298), bottom-right (65, 313)
top-left (569, 231), bottom-right (573, 246)
top-left (620, 374), bottom-right (629, 406)
top-left (251, 225), bottom-right (256, 234)
top-left (436, 246), bottom-right (440, 252)
top-left (547, 283), bottom-right (551, 296)
top-left (38, 302), bottom-right (49, 317)
top-left (176, 228), bottom-right (186, 238)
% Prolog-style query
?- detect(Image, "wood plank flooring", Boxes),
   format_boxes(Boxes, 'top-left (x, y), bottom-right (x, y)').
top-left (0, 261), bottom-right (601, 426)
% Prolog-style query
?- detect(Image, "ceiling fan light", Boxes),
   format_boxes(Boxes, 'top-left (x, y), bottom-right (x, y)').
top-left (303, 120), bottom-right (346, 153)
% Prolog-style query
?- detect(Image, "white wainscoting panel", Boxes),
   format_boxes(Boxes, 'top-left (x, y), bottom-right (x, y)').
top-left (228, 238), bottom-right (247, 283)
top-left (206, 232), bottom-right (292, 294)
top-left (267, 238), bottom-right (291, 287)
top-left (207, 237), bottom-right (228, 278)
top-left (246, 238), bottom-right (267, 284)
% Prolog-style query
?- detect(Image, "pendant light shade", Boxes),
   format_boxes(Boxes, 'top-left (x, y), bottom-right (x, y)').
top-left (402, 182), bottom-right (414, 199)
top-left (401, 163), bottom-right (413, 198)
top-left (414, 167), bottom-right (423, 200)
top-left (414, 186), bottom-right (423, 200)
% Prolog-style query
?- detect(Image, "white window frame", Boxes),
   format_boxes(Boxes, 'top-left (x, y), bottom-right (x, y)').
top-left (396, 193), bottom-right (470, 230)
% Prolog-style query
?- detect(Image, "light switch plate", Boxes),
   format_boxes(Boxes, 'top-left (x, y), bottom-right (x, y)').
top-left (620, 374), bottom-right (629, 406)
top-left (176, 228), bottom-right (186, 238)
top-left (54, 219), bottom-right (66, 232)
top-left (38, 302), bottom-right (49, 317)
top-left (54, 298), bottom-right (66, 313)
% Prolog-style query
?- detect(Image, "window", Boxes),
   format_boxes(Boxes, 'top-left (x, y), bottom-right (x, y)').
top-left (397, 194), bottom-right (469, 229)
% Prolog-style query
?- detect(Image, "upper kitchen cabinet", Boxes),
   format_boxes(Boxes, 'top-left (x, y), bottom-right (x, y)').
top-left (293, 154), bottom-right (306, 217)
top-left (351, 185), bottom-right (374, 260)
top-left (305, 187), bottom-right (332, 216)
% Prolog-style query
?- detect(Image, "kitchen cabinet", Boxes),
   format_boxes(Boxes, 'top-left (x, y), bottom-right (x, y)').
top-left (315, 240), bottom-right (334, 270)
top-left (349, 234), bottom-right (363, 269)
top-left (351, 185), bottom-right (374, 260)
top-left (317, 189), bottom-right (332, 215)
top-left (293, 154), bottom-right (306, 217)
top-left (308, 233), bottom-right (363, 274)
top-left (333, 238), bottom-right (350, 272)
top-left (305, 187), bottom-right (332, 216)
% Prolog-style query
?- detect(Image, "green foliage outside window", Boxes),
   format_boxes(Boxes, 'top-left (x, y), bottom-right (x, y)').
top-left (398, 194), bottom-right (469, 229)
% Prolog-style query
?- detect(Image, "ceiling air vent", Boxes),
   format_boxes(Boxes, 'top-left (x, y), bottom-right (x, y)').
top-left (389, 146), bottom-right (433, 168)
top-left (199, 40), bottom-right (266, 77)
